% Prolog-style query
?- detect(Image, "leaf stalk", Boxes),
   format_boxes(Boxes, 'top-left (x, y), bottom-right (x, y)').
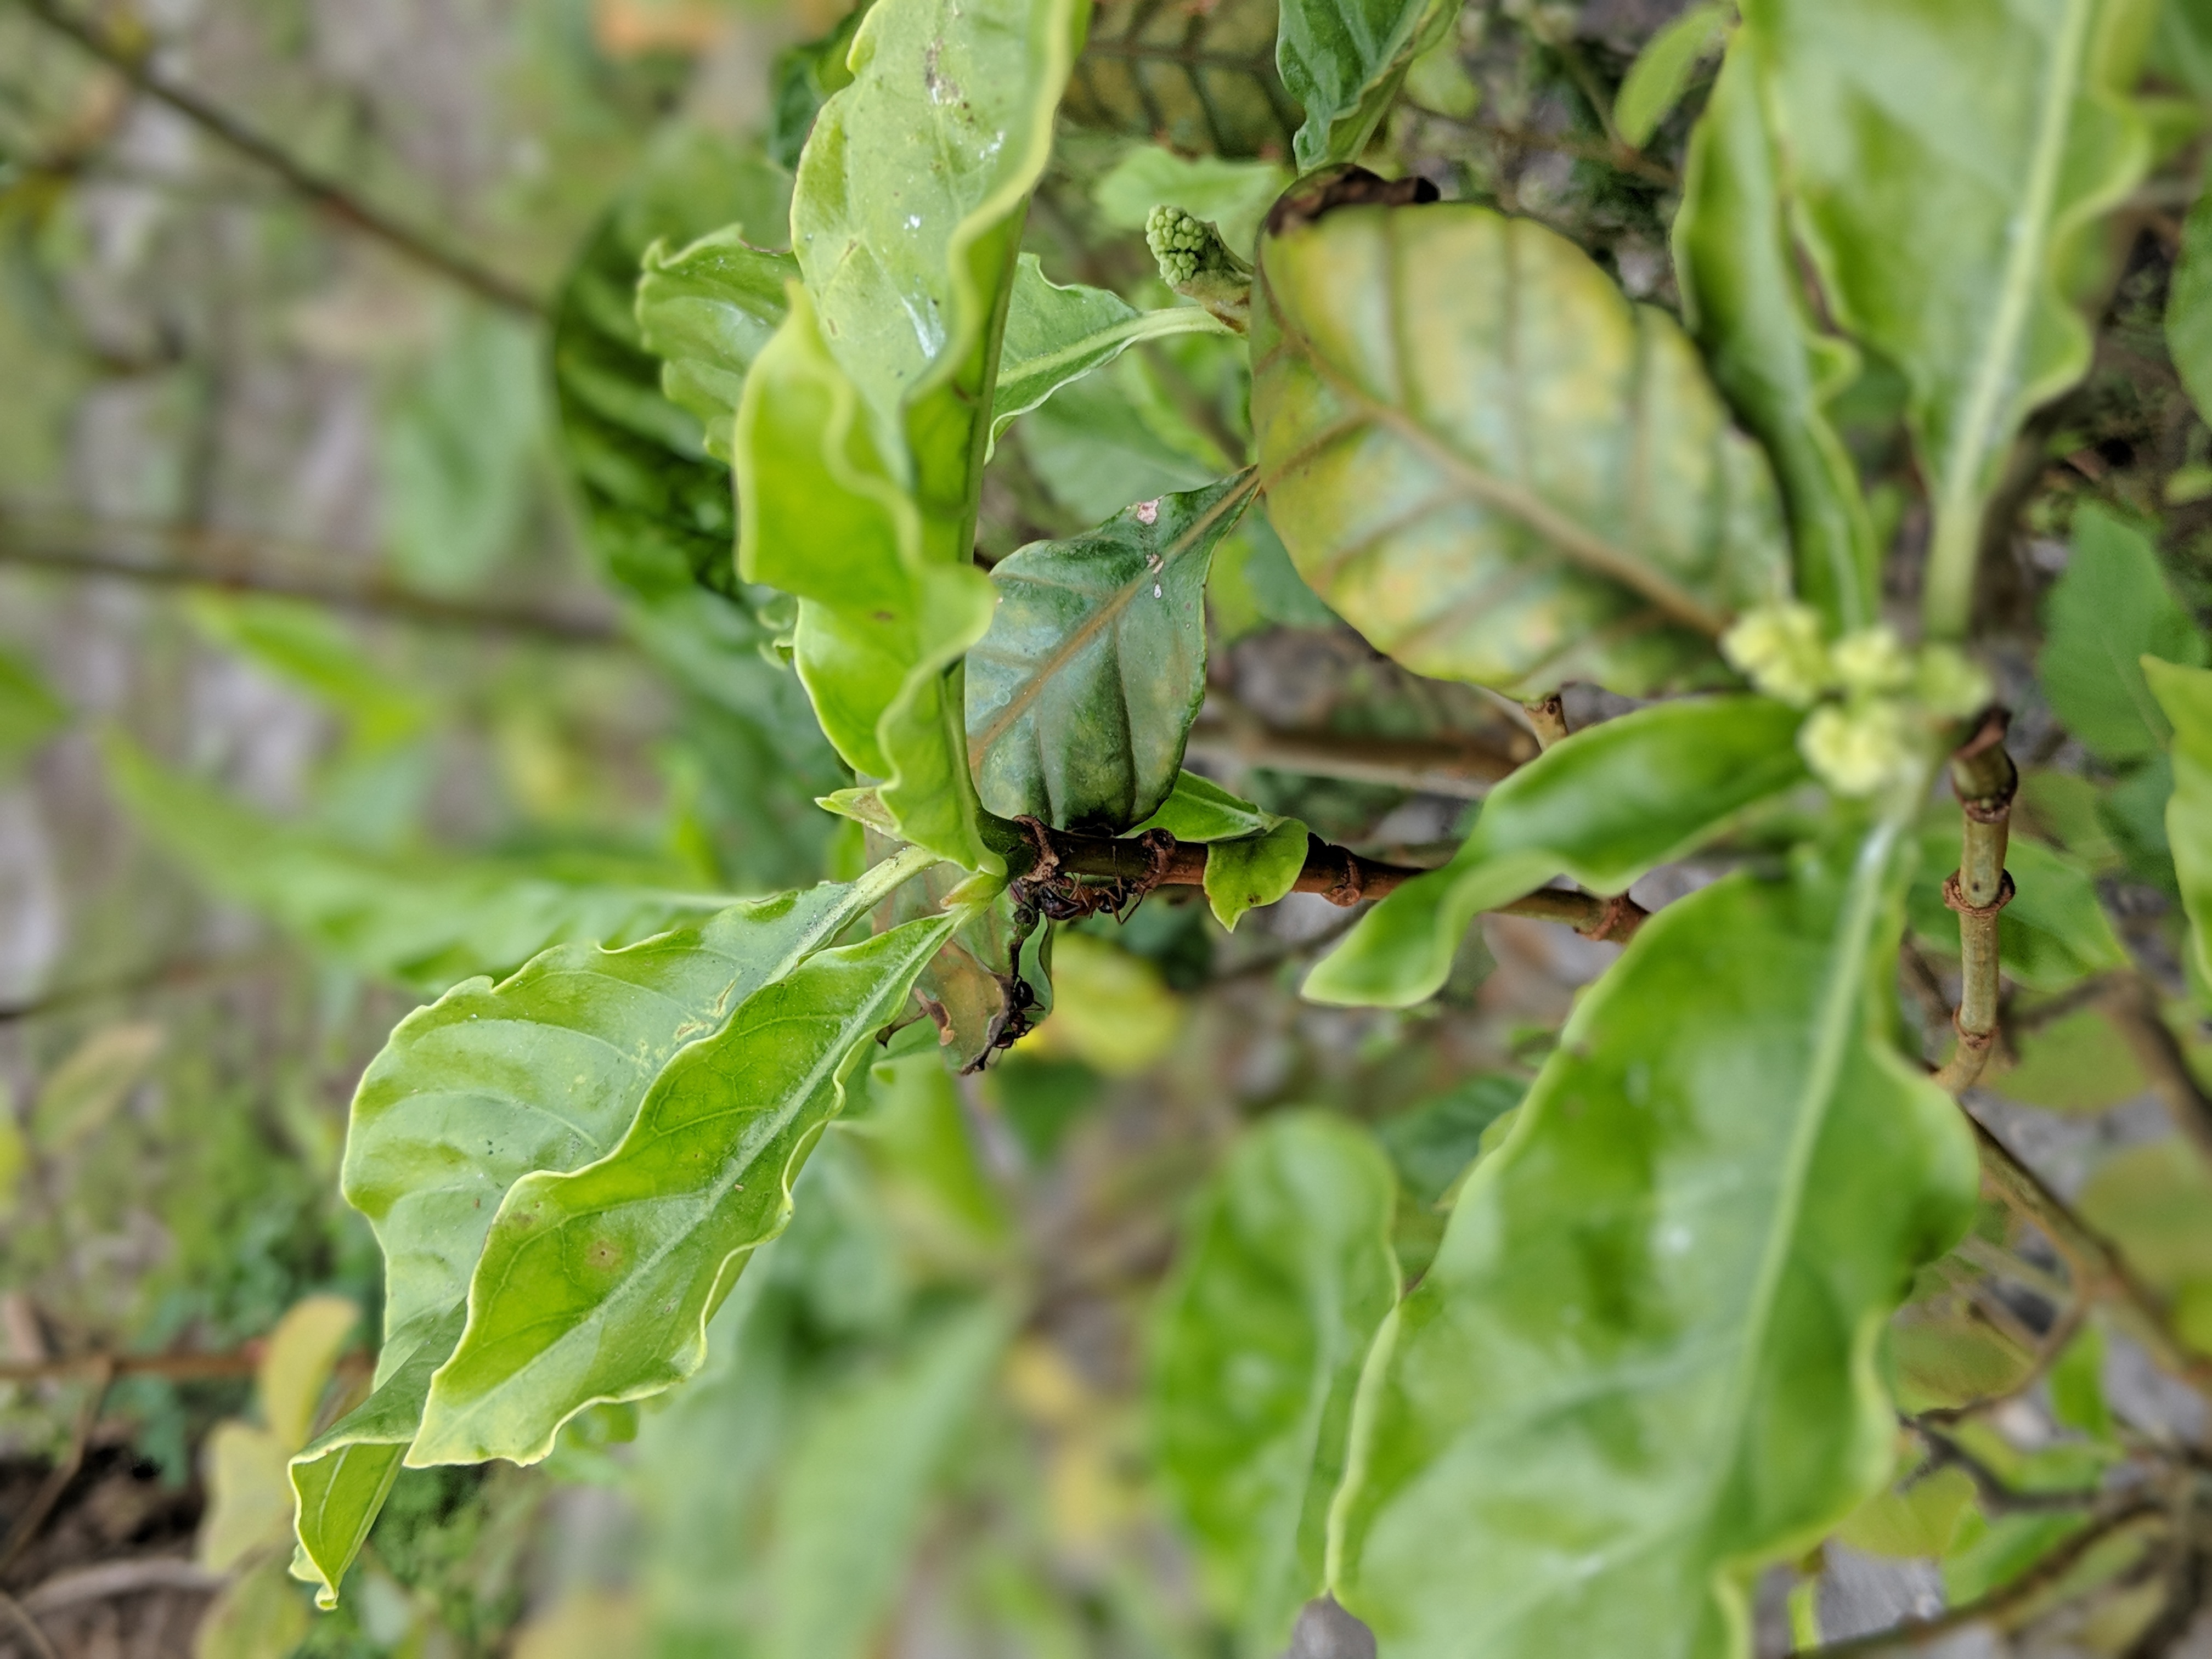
top-left (1932, 711), bottom-right (2017, 1091)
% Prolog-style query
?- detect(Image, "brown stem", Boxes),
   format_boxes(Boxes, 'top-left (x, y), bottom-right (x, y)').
top-left (0, 1348), bottom-right (257, 1386)
top-left (1791, 1496), bottom-right (2164, 1655)
top-left (2097, 975), bottom-right (2212, 1170)
top-left (1186, 699), bottom-right (1529, 798)
top-left (15, 0), bottom-right (544, 317)
top-left (0, 1593), bottom-right (58, 1659)
top-left (1030, 825), bottom-right (1649, 941)
top-left (1521, 694), bottom-right (1570, 751)
top-left (1932, 712), bottom-right (2017, 1091)
top-left (0, 512), bottom-right (619, 644)
top-left (1909, 1419), bottom-right (2103, 1513)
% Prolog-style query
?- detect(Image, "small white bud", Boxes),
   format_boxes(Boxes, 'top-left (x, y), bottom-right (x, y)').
top-left (1720, 603), bottom-right (1832, 708)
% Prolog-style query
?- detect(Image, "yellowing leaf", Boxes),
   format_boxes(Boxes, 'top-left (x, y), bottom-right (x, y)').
top-left (33, 1022), bottom-right (164, 1156)
top-left (258, 1296), bottom-right (360, 1454)
top-left (1835, 1464), bottom-right (1976, 1559)
top-left (200, 1422), bottom-right (296, 1573)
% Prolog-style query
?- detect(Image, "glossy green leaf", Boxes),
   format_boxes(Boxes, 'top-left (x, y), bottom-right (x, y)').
top-left (1133, 770), bottom-right (1275, 842)
top-left (634, 227), bottom-right (797, 464)
top-left (286, 853), bottom-right (932, 1602)
top-left (967, 475), bottom-right (1257, 831)
top-left (1204, 819), bottom-right (1311, 934)
top-left (2170, 182), bottom-right (2212, 426)
top-left (769, 1297), bottom-right (1015, 1659)
top-left (1674, 42), bottom-right (1878, 631)
top-left (1615, 3), bottom-right (1727, 149)
top-left (1328, 828), bottom-right (1978, 1657)
top-left (991, 254), bottom-right (1233, 453)
top-left (736, 289), bottom-right (999, 870)
top-left (1742, 0), bottom-right (2153, 639)
top-left (1306, 696), bottom-right (1809, 1008)
top-left (103, 738), bottom-right (731, 994)
top-left (792, 0), bottom-right (1086, 561)
top-left (1908, 822), bottom-right (2128, 991)
top-left (1251, 201), bottom-right (1790, 699)
top-left (1277, 0), bottom-right (1457, 170)
top-left (409, 910), bottom-right (960, 1465)
top-left (2146, 655), bottom-right (2212, 988)
top-left (2038, 504), bottom-right (2207, 764)
top-left (550, 132), bottom-right (792, 603)
top-left (1153, 1112), bottom-right (1399, 1656)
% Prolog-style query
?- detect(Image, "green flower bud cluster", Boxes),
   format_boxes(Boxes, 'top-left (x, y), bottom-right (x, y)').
top-left (1720, 602), bottom-right (1992, 798)
top-left (1146, 205), bottom-right (1215, 289)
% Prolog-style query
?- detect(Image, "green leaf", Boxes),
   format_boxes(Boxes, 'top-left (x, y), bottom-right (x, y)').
top-left (1375, 1074), bottom-right (1526, 1209)
top-left (768, 3), bottom-right (871, 171)
top-left (1615, 3), bottom-right (1728, 150)
top-left (634, 227), bottom-right (797, 464)
top-left (1093, 146), bottom-right (1291, 257)
top-left (408, 909), bottom-right (960, 1465)
top-left (1019, 350), bottom-right (1232, 522)
top-left (2038, 504), bottom-right (2207, 764)
top-left (2145, 654), bottom-right (2212, 988)
top-left (1065, 0), bottom-right (1300, 160)
top-left (768, 1298), bottom-right (1015, 1659)
top-left (187, 596), bottom-right (432, 752)
top-left (1908, 822), bottom-right (2128, 991)
top-left (1252, 200), bottom-right (1791, 699)
top-left (967, 475), bottom-right (1257, 832)
top-left (1991, 1006), bottom-right (2146, 1113)
top-left (381, 305), bottom-right (541, 592)
top-left (1327, 828), bottom-right (1978, 1656)
top-left (32, 1022), bottom-right (163, 1155)
top-left (103, 737), bottom-right (731, 994)
top-left (0, 646), bottom-right (64, 775)
top-left (1305, 696), bottom-right (1810, 1008)
top-left (1673, 42), bottom-right (1878, 632)
top-left (991, 253), bottom-right (1233, 455)
top-left (287, 853), bottom-right (931, 1602)
top-left (792, 0), bottom-right (1086, 562)
top-left (2170, 182), bottom-right (2212, 428)
top-left (1276, 0), bottom-right (1457, 170)
top-left (1742, 0), bottom-right (2153, 639)
top-left (2152, 0), bottom-right (2212, 101)
top-left (1152, 1112), bottom-right (1399, 1656)
top-left (735, 289), bottom-right (1000, 870)
top-left (550, 132), bottom-right (794, 602)
top-left (1133, 770), bottom-right (1277, 842)
top-left (1204, 819), bottom-right (1311, 933)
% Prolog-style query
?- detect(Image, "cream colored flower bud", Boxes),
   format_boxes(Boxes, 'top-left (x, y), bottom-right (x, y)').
top-left (1915, 645), bottom-right (1993, 719)
top-left (1830, 625), bottom-right (1914, 695)
top-left (1799, 700), bottom-right (1915, 798)
top-left (1720, 603), bottom-right (1831, 708)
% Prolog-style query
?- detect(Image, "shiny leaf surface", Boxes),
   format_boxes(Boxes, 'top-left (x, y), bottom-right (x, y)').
top-left (1328, 829), bottom-right (1978, 1657)
top-left (967, 474), bottom-right (1257, 831)
top-left (1305, 696), bottom-right (1809, 1008)
top-left (1743, 0), bottom-right (2152, 637)
top-left (1153, 1113), bottom-right (1399, 1657)
top-left (1674, 43), bottom-right (1878, 631)
top-left (409, 911), bottom-right (960, 1465)
top-left (635, 227), bottom-right (797, 464)
top-left (1276, 0), bottom-right (1457, 169)
top-left (1251, 201), bottom-right (1790, 699)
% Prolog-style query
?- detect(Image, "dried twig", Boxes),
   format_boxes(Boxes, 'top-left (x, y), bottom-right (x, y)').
top-left (1909, 1419), bottom-right (2102, 1513)
top-left (20, 1557), bottom-right (220, 1614)
top-left (0, 1356), bottom-right (112, 1581)
top-left (0, 1592), bottom-right (58, 1659)
top-left (0, 1349), bottom-right (256, 1386)
top-left (14, 0), bottom-right (544, 315)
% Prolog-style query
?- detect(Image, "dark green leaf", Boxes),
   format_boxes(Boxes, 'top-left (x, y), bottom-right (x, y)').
top-left (1152, 1113), bottom-right (1399, 1656)
top-left (768, 4), bottom-right (872, 172)
top-left (1065, 0), bottom-right (1299, 158)
top-left (1305, 696), bottom-right (1809, 1007)
top-left (0, 645), bottom-right (65, 776)
top-left (1375, 1074), bottom-right (1526, 1208)
top-left (2038, 504), bottom-right (2207, 765)
top-left (1674, 42), bottom-right (1878, 631)
top-left (550, 132), bottom-right (792, 603)
top-left (1276, 0), bottom-right (1457, 170)
top-left (409, 909), bottom-right (961, 1464)
top-left (1252, 200), bottom-right (1791, 699)
top-left (634, 227), bottom-right (797, 464)
top-left (1328, 829), bottom-right (1978, 1655)
top-left (1742, 0), bottom-right (2152, 637)
top-left (967, 475), bottom-right (1257, 831)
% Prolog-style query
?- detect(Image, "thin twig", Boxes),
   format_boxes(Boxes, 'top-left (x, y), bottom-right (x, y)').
top-left (1909, 1419), bottom-right (2102, 1512)
top-left (2097, 975), bottom-right (2212, 1169)
top-left (20, 1557), bottom-right (220, 1613)
top-left (0, 1593), bottom-right (58, 1659)
top-left (0, 1348), bottom-right (255, 1386)
top-left (0, 1357), bottom-right (112, 1580)
top-left (0, 512), bottom-right (620, 644)
top-left (1791, 1496), bottom-right (2165, 1655)
top-left (13, 0), bottom-right (545, 316)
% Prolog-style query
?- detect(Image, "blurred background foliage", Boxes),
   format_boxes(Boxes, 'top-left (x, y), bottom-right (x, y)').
top-left (0, 0), bottom-right (2208, 1655)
